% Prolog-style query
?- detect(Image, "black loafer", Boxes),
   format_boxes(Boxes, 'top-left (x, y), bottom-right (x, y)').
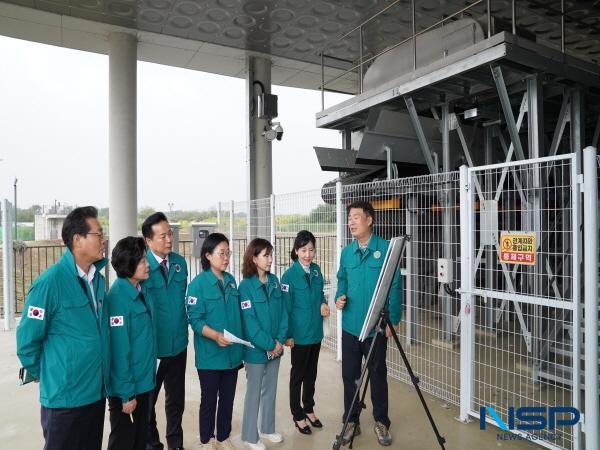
top-left (295, 419), bottom-right (312, 435)
top-left (306, 415), bottom-right (323, 428)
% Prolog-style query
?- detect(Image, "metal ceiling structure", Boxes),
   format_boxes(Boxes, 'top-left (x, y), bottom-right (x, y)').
top-left (1, 0), bottom-right (600, 91)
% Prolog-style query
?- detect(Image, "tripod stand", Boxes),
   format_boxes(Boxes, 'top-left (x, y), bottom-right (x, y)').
top-left (332, 308), bottom-right (446, 450)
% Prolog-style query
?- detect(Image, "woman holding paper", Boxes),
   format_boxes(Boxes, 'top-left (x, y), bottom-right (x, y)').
top-left (187, 232), bottom-right (243, 450)
top-left (238, 238), bottom-right (288, 450)
top-left (281, 230), bottom-right (330, 435)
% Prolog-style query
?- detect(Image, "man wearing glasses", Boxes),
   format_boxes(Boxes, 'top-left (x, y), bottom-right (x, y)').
top-left (17, 206), bottom-right (110, 450)
top-left (142, 212), bottom-right (189, 450)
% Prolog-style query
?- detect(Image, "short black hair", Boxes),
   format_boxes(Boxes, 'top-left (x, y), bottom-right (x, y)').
top-left (141, 212), bottom-right (169, 239)
top-left (111, 236), bottom-right (147, 279)
top-left (62, 206), bottom-right (98, 250)
top-left (201, 233), bottom-right (230, 271)
top-left (346, 201), bottom-right (375, 224)
top-left (291, 230), bottom-right (316, 261)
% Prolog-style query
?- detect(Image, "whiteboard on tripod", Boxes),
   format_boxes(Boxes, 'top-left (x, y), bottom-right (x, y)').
top-left (358, 235), bottom-right (407, 342)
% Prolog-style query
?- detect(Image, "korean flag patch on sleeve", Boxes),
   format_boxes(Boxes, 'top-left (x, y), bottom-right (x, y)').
top-left (281, 284), bottom-right (289, 292)
top-left (241, 300), bottom-right (252, 310)
top-left (27, 306), bottom-right (45, 321)
top-left (187, 296), bottom-right (197, 305)
top-left (110, 316), bottom-right (124, 327)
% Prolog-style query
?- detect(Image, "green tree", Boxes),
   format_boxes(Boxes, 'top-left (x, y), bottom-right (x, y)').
top-left (138, 206), bottom-right (156, 221)
top-left (308, 203), bottom-right (336, 223)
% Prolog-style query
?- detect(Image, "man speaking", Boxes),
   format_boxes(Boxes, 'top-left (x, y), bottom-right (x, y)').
top-left (335, 201), bottom-right (402, 447)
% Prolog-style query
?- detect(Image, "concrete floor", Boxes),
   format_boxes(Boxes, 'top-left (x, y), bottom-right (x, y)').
top-left (0, 329), bottom-right (539, 450)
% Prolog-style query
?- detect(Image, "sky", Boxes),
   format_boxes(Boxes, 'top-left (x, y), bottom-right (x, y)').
top-left (0, 35), bottom-right (349, 211)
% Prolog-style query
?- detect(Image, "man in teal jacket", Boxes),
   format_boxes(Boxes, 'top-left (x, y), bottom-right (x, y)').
top-left (16, 206), bottom-right (110, 450)
top-left (142, 212), bottom-right (188, 450)
top-left (335, 201), bottom-right (402, 447)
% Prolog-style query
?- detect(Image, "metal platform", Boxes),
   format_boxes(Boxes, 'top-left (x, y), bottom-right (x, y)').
top-left (316, 32), bottom-right (600, 132)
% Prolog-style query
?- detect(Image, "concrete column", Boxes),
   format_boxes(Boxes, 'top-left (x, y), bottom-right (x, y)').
top-left (108, 32), bottom-right (137, 261)
top-left (245, 57), bottom-right (272, 240)
top-left (246, 56), bottom-right (272, 200)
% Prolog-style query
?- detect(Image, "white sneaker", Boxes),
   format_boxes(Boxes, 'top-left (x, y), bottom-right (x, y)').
top-left (243, 440), bottom-right (266, 450)
top-left (199, 438), bottom-right (217, 450)
top-left (217, 438), bottom-right (237, 450)
top-left (259, 432), bottom-right (283, 443)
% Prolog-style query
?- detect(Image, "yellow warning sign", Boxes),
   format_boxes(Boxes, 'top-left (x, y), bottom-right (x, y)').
top-left (499, 232), bottom-right (536, 265)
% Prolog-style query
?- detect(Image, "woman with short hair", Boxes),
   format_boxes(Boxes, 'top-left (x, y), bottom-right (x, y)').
top-left (106, 236), bottom-right (156, 450)
top-left (238, 238), bottom-right (288, 450)
top-left (187, 232), bottom-right (243, 450)
top-left (282, 230), bottom-right (330, 435)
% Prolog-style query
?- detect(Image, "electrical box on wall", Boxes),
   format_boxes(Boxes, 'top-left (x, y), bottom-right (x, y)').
top-left (437, 258), bottom-right (452, 283)
top-left (257, 93), bottom-right (278, 119)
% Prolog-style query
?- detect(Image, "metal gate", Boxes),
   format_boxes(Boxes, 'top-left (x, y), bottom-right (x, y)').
top-left (458, 152), bottom-right (595, 450)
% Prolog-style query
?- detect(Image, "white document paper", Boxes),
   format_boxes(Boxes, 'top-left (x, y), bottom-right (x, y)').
top-left (224, 329), bottom-right (255, 348)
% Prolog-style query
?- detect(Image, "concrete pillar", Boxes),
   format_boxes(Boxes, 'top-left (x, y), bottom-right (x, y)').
top-left (246, 57), bottom-right (272, 240)
top-left (246, 56), bottom-right (272, 200)
top-left (108, 32), bottom-right (137, 261)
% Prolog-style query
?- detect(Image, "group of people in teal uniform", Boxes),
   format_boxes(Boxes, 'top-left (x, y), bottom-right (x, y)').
top-left (16, 200), bottom-right (403, 450)
top-left (187, 231), bottom-right (330, 450)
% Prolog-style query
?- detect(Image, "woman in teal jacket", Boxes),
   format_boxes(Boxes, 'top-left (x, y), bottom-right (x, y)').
top-left (106, 236), bottom-right (156, 450)
top-left (187, 233), bottom-right (243, 450)
top-left (282, 230), bottom-right (330, 435)
top-left (239, 238), bottom-right (288, 450)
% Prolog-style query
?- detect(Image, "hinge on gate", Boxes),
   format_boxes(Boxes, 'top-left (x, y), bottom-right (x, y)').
top-left (577, 174), bottom-right (584, 185)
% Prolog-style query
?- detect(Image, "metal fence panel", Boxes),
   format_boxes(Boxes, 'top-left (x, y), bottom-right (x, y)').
top-left (273, 187), bottom-right (338, 351)
top-left (467, 154), bottom-right (578, 450)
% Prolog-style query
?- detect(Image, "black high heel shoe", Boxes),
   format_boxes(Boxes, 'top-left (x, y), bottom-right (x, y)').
top-left (294, 419), bottom-right (312, 435)
top-left (305, 414), bottom-right (323, 428)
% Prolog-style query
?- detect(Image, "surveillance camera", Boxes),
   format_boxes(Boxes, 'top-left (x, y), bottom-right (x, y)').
top-left (274, 123), bottom-right (283, 141)
top-left (262, 127), bottom-right (277, 142)
top-left (262, 122), bottom-right (283, 142)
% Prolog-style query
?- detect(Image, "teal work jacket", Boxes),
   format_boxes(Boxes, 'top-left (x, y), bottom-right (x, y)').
top-left (238, 273), bottom-right (288, 364)
top-left (142, 251), bottom-right (188, 357)
top-left (187, 270), bottom-right (243, 370)
top-left (106, 277), bottom-right (156, 403)
top-left (16, 250), bottom-right (110, 408)
top-left (335, 234), bottom-right (403, 337)
top-left (281, 261), bottom-right (327, 345)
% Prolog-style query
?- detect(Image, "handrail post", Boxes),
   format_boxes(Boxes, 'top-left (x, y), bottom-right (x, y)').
top-left (412, 0), bottom-right (416, 70)
top-left (320, 52), bottom-right (325, 110)
top-left (359, 26), bottom-right (364, 94)
top-left (511, 0), bottom-right (516, 34)
top-left (561, 0), bottom-right (565, 53)
top-left (487, 0), bottom-right (492, 38)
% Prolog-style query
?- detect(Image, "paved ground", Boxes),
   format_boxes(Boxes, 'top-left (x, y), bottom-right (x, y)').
top-left (0, 329), bottom-right (539, 450)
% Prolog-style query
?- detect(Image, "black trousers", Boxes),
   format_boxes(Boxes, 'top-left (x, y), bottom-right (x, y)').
top-left (147, 349), bottom-right (187, 449)
top-left (40, 399), bottom-right (105, 450)
top-left (289, 342), bottom-right (321, 421)
top-left (197, 368), bottom-right (239, 443)
top-left (108, 392), bottom-right (151, 450)
top-left (341, 330), bottom-right (390, 428)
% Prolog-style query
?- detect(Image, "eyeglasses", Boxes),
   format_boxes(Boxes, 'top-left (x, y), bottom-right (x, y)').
top-left (86, 231), bottom-right (105, 240)
top-left (214, 250), bottom-right (232, 258)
